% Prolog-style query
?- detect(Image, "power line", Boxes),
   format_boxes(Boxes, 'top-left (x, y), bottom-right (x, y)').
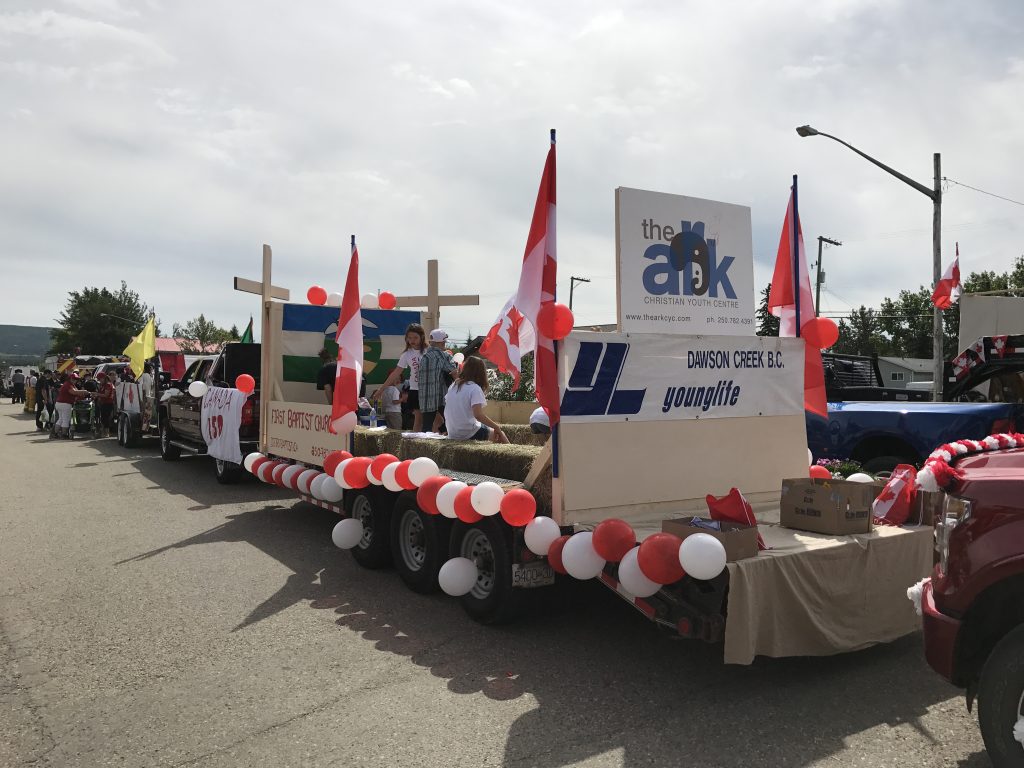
top-left (943, 177), bottom-right (1024, 208)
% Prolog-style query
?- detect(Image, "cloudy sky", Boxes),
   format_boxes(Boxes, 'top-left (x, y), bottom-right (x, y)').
top-left (2, 0), bottom-right (1023, 340)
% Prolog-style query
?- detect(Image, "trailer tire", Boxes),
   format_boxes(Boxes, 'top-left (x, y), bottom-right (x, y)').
top-left (122, 414), bottom-right (140, 448)
top-left (160, 417), bottom-right (181, 461)
top-left (116, 413), bottom-right (128, 446)
top-left (390, 494), bottom-right (450, 594)
top-left (450, 517), bottom-right (525, 625)
top-left (347, 489), bottom-right (393, 569)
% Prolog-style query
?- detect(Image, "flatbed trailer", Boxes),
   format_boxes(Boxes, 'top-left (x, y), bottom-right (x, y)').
top-left (251, 303), bottom-right (932, 663)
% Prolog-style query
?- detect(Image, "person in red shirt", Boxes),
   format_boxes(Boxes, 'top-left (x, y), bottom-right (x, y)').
top-left (52, 373), bottom-right (89, 440)
top-left (95, 372), bottom-right (116, 437)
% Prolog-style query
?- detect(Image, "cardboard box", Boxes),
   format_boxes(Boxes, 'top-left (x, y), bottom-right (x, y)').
top-left (662, 517), bottom-right (760, 562)
top-left (910, 489), bottom-right (943, 527)
top-left (779, 478), bottom-right (876, 535)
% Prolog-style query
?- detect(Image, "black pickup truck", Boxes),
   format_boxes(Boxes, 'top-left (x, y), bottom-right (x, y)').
top-left (159, 343), bottom-right (261, 483)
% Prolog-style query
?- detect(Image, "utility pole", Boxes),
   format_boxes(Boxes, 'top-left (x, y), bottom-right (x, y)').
top-left (569, 276), bottom-right (590, 311)
top-left (815, 236), bottom-right (842, 315)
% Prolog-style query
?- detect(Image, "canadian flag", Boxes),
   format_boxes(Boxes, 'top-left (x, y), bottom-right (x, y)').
top-left (329, 238), bottom-right (363, 434)
top-left (932, 243), bottom-right (962, 310)
top-left (767, 180), bottom-right (827, 418)
top-left (480, 134), bottom-right (560, 426)
top-left (872, 464), bottom-right (917, 526)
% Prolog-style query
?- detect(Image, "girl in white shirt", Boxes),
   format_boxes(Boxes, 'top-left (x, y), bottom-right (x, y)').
top-left (381, 324), bottom-right (426, 431)
top-left (443, 356), bottom-right (508, 443)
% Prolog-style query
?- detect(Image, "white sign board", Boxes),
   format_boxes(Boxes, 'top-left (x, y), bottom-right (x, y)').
top-left (559, 332), bottom-right (804, 423)
top-left (266, 401), bottom-right (353, 464)
top-left (616, 187), bottom-right (755, 335)
top-left (959, 295), bottom-right (1024, 351)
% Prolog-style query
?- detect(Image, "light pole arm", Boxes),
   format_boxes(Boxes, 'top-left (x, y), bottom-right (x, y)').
top-left (814, 131), bottom-right (935, 200)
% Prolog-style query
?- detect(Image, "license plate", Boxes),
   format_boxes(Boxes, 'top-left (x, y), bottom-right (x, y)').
top-left (512, 562), bottom-right (555, 588)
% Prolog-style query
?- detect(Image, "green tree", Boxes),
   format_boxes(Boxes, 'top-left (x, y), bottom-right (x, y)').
top-left (834, 307), bottom-right (890, 356)
top-left (486, 352), bottom-right (535, 401)
top-left (50, 281), bottom-right (156, 354)
top-left (877, 288), bottom-right (936, 358)
top-left (756, 284), bottom-right (779, 337)
top-left (172, 314), bottom-right (232, 354)
top-left (229, 324), bottom-right (240, 341)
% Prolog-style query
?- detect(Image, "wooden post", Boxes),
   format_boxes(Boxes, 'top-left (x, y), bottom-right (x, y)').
top-left (393, 259), bottom-right (479, 332)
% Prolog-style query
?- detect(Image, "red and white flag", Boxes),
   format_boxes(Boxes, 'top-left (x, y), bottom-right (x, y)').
top-left (932, 243), bottom-right (962, 310)
top-left (768, 181), bottom-right (827, 418)
top-left (480, 135), bottom-right (560, 426)
top-left (329, 238), bottom-right (363, 434)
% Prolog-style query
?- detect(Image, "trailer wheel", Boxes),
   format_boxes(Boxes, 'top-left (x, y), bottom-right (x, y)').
top-left (116, 414), bottom-right (128, 446)
top-left (347, 490), bottom-right (392, 569)
top-left (122, 414), bottom-right (140, 448)
top-left (390, 494), bottom-right (450, 594)
top-left (160, 417), bottom-right (181, 461)
top-left (450, 517), bottom-right (525, 625)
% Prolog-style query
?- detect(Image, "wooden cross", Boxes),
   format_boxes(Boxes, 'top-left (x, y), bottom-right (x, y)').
top-left (233, 243), bottom-right (290, 453)
top-left (393, 259), bottom-right (479, 333)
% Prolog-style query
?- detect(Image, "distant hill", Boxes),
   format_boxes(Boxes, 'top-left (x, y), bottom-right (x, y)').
top-left (0, 325), bottom-right (56, 357)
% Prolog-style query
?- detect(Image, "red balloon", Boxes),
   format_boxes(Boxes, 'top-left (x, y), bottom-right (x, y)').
top-left (547, 535), bottom-right (571, 575)
top-left (809, 464), bottom-right (832, 479)
top-left (378, 291), bottom-right (396, 310)
top-left (536, 302), bottom-right (575, 340)
top-left (271, 463), bottom-right (288, 486)
top-left (369, 453), bottom-right (399, 482)
top-left (454, 485), bottom-right (482, 523)
top-left (416, 475), bottom-right (451, 515)
top-left (803, 317), bottom-right (840, 349)
top-left (323, 450), bottom-right (353, 478)
top-left (499, 489), bottom-right (537, 527)
top-left (258, 461), bottom-right (278, 483)
top-left (343, 457), bottom-right (373, 489)
top-left (235, 374), bottom-right (255, 394)
top-left (394, 460), bottom-right (417, 491)
top-left (307, 285), bottom-right (328, 305)
top-left (637, 533), bottom-right (686, 585)
top-left (592, 519), bottom-right (637, 562)
top-left (250, 456), bottom-right (270, 476)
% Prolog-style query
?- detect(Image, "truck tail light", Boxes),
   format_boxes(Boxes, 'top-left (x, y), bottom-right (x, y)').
top-left (935, 494), bottom-right (972, 575)
top-left (241, 397), bottom-right (256, 427)
top-left (990, 417), bottom-right (1015, 435)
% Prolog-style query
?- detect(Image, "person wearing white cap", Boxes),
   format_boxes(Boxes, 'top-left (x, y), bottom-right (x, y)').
top-left (529, 406), bottom-right (551, 435)
top-left (418, 329), bottom-right (457, 432)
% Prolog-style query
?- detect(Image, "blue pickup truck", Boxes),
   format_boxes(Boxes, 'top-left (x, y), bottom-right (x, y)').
top-left (807, 336), bottom-right (1024, 472)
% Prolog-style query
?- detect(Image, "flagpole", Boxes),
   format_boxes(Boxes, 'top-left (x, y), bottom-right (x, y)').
top-left (349, 234), bottom-right (357, 456)
top-left (792, 175), bottom-right (801, 337)
top-left (547, 128), bottom-right (563, 523)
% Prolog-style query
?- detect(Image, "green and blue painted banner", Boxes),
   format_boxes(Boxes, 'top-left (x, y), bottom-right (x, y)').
top-left (280, 304), bottom-right (421, 402)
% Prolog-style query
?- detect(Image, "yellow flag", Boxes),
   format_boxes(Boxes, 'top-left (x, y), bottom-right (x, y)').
top-left (123, 317), bottom-right (156, 378)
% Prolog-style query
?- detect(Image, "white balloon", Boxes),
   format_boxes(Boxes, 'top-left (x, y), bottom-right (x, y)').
top-left (308, 473), bottom-right (325, 499)
top-left (243, 452), bottom-right (264, 472)
top-left (361, 292), bottom-right (379, 309)
top-left (365, 461), bottom-right (383, 485)
top-left (452, 353), bottom-right (465, 364)
top-left (617, 546), bottom-right (660, 598)
top-left (319, 476), bottom-right (344, 503)
top-left (436, 481), bottom-right (467, 519)
top-left (562, 531), bottom-right (606, 580)
top-left (678, 533), bottom-right (727, 581)
top-left (332, 518), bottom-right (364, 549)
top-left (381, 462), bottom-right (404, 493)
top-left (297, 469), bottom-right (319, 495)
top-left (281, 465), bottom-right (304, 490)
top-left (330, 411), bottom-right (357, 436)
top-left (326, 292), bottom-right (343, 307)
top-left (438, 557), bottom-right (479, 596)
top-left (807, 448), bottom-right (813, 465)
top-left (471, 481), bottom-right (504, 517)
top-left (524, 516), bottom-right (561, 556)
top-left (846, 472), bottom-right (876, 483)
top-left (408, 456), bottom-right (439, 487)
top-left (334, 458), bottom-right (353, 489)
top-left (188, 380), bottom-right (208, 398)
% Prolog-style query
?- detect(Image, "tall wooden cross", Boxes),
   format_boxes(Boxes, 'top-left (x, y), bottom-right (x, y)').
top-left (233, 243), bottom-right (290, 453)
top-left (393, 259), bottom-right (480, 333)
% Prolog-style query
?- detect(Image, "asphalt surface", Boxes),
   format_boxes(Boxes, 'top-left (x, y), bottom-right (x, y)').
top-left (0, 404), bottom-right (991, 767)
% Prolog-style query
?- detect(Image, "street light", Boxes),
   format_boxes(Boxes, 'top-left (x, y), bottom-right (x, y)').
top-left (796, 125), bottom-right (943, 401)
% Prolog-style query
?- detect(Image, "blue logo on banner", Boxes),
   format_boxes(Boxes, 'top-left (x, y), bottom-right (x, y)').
top-left (561, 342), bottom-right (646, 417)
top-left (641, 221), bottom-right (737, 298)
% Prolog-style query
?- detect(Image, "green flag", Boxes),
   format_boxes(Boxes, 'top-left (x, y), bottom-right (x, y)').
top-left (240, 316), bottom-right (254, 344)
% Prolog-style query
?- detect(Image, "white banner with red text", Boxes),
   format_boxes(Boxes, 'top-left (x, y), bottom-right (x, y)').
top-left (200, 387), bottom-right (246, 464)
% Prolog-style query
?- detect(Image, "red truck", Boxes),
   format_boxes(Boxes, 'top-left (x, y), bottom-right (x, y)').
top-left (921, 442), bottom-right (1024, 767)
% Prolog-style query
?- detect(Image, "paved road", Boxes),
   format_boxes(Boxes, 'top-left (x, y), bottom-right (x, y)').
top-left (0, 405), bottom-right (990, 767)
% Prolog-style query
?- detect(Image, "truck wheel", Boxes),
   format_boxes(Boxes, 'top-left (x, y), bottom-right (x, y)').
top-left (122, 414), bottom-right (139, 448)
top-left (347, 490), bottom-right (392, 569)
top-left (160, 418), bottom-right (181, 461)
top-left (214, 458), bottom-right (242, 484)
top-left (450, 517), bottom-right (525, 625)
top-left (116, 414), bottom-right (127, 446)
top-left (390, 494), bottom-right (450, 594)
top-left (862, 455), bottom-right (916, 474)
top-left (978, 622), bottom-right (1024, 767)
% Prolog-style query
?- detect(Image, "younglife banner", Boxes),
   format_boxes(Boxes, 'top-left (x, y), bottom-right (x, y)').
top-left (559, 332), bottom-right (804, 423)
top-left (278, 304), bottom-right (422, 403)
